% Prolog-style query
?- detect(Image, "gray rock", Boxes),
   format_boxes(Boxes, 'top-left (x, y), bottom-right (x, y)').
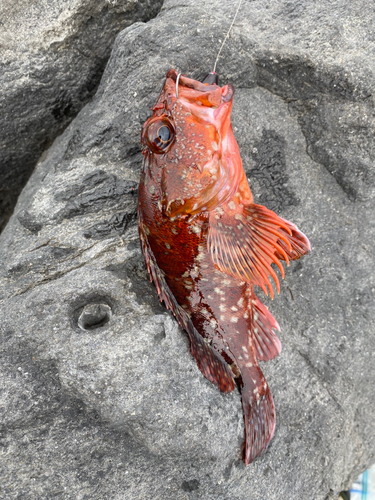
top-left (0, 0), bottom-right (374, 498)
top-left (0, 0), bottom-right (163, 232)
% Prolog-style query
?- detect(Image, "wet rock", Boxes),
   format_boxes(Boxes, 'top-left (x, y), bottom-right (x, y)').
top-left (0, 0), bottom-right (374, 499)
top-left (0, 0), bottom-right (163, 232)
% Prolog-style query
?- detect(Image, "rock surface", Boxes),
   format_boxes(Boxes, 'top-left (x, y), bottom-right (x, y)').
top-left (0, 0), bottom-right (374, 499)
top-left (0, 0), bottom-right (163, 232)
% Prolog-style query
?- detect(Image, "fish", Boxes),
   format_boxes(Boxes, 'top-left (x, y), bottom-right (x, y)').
top-left (137, 68), bottom-right (310, 464)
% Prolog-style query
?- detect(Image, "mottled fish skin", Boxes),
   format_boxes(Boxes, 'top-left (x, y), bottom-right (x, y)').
top-left (138, 69), bottom-right (310, 464)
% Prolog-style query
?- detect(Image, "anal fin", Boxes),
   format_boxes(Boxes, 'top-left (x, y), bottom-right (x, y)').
top-left (251, 293), bottom-right (281, 362)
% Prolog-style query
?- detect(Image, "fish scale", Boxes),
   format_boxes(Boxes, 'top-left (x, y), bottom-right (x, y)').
top-left (138, 69), bottom-right (310, 464)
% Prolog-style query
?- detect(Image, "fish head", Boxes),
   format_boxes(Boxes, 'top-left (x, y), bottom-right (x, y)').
top-left (141, 69), bottom-right (243, 218)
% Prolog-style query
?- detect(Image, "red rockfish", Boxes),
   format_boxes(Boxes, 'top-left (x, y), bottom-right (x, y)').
top-left (138, 69), bottom-right (310, 464)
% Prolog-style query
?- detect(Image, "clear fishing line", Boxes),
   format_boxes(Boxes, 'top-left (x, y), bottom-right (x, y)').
top-left (213, 0), bottom-right (243, 73)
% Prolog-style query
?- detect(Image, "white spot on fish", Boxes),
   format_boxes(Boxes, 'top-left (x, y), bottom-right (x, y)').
top-left (228, 201), bottom-right (236, 210)
top-left (230, 316), bottom-right (238, 323)
top-left (231, 306), bottom-right (238, 312)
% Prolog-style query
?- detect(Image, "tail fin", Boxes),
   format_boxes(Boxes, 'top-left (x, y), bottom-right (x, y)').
top-left (241, 368), bottom-right (276, 465)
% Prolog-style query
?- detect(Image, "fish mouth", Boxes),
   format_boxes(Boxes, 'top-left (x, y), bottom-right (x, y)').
top-left (166, 69), bottom-right (234, 103)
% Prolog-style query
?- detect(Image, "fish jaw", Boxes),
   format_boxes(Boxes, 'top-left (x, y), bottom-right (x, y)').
top-left (141, 70), bottom-right (243, 219)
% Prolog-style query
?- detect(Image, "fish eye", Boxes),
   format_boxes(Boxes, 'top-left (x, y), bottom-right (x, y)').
top-left (157, 126), bottom-right (170, 144)
top-left (144, 117), bottom-right (175, 153)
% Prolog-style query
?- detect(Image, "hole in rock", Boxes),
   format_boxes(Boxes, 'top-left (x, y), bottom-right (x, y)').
top-left (181, 479), bottom-right (200, 492)
top-left (77, 303), bottom-right (112, 331)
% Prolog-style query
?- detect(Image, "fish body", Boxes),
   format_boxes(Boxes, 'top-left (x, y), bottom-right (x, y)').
top-left (138, 69), bottom-right (310, 464)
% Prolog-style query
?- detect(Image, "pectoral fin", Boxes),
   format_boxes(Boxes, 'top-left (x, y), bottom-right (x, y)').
top-left (208, 203), bottom-right (310, 298)
top-left (275, 218), bottom-right (311, 261)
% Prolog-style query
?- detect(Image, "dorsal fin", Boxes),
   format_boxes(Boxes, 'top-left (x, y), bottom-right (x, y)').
top-left (138, 212), bottom-right (236, 393)
top-left (208, 202), bottom-right (310, 298)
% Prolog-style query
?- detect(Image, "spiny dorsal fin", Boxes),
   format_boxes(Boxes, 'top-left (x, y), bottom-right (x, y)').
top-left (208, 203), bottom-right (310, 298)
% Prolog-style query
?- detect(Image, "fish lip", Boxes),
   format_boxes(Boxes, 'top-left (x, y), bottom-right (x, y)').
top-left (166, 69), bottom-right (215, 93)
top-left (166, 68), bottom-right (233, 99)
top-left (221, 84), bottom-right (234, 103)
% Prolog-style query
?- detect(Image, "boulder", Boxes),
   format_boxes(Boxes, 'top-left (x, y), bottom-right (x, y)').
top-left (0, 0), bottom-right (374, 498)
top-left (0, 0), bottom-right (163, 232)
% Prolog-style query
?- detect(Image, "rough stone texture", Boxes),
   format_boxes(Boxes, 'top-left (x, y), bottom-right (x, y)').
top-left (0, 0), bottom-right (374, 499)
top-left (0, 0), bottom-right (163, 233)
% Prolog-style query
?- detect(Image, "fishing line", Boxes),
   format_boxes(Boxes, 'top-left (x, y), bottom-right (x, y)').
top-left (213, 0), bottom-right (243, 73)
